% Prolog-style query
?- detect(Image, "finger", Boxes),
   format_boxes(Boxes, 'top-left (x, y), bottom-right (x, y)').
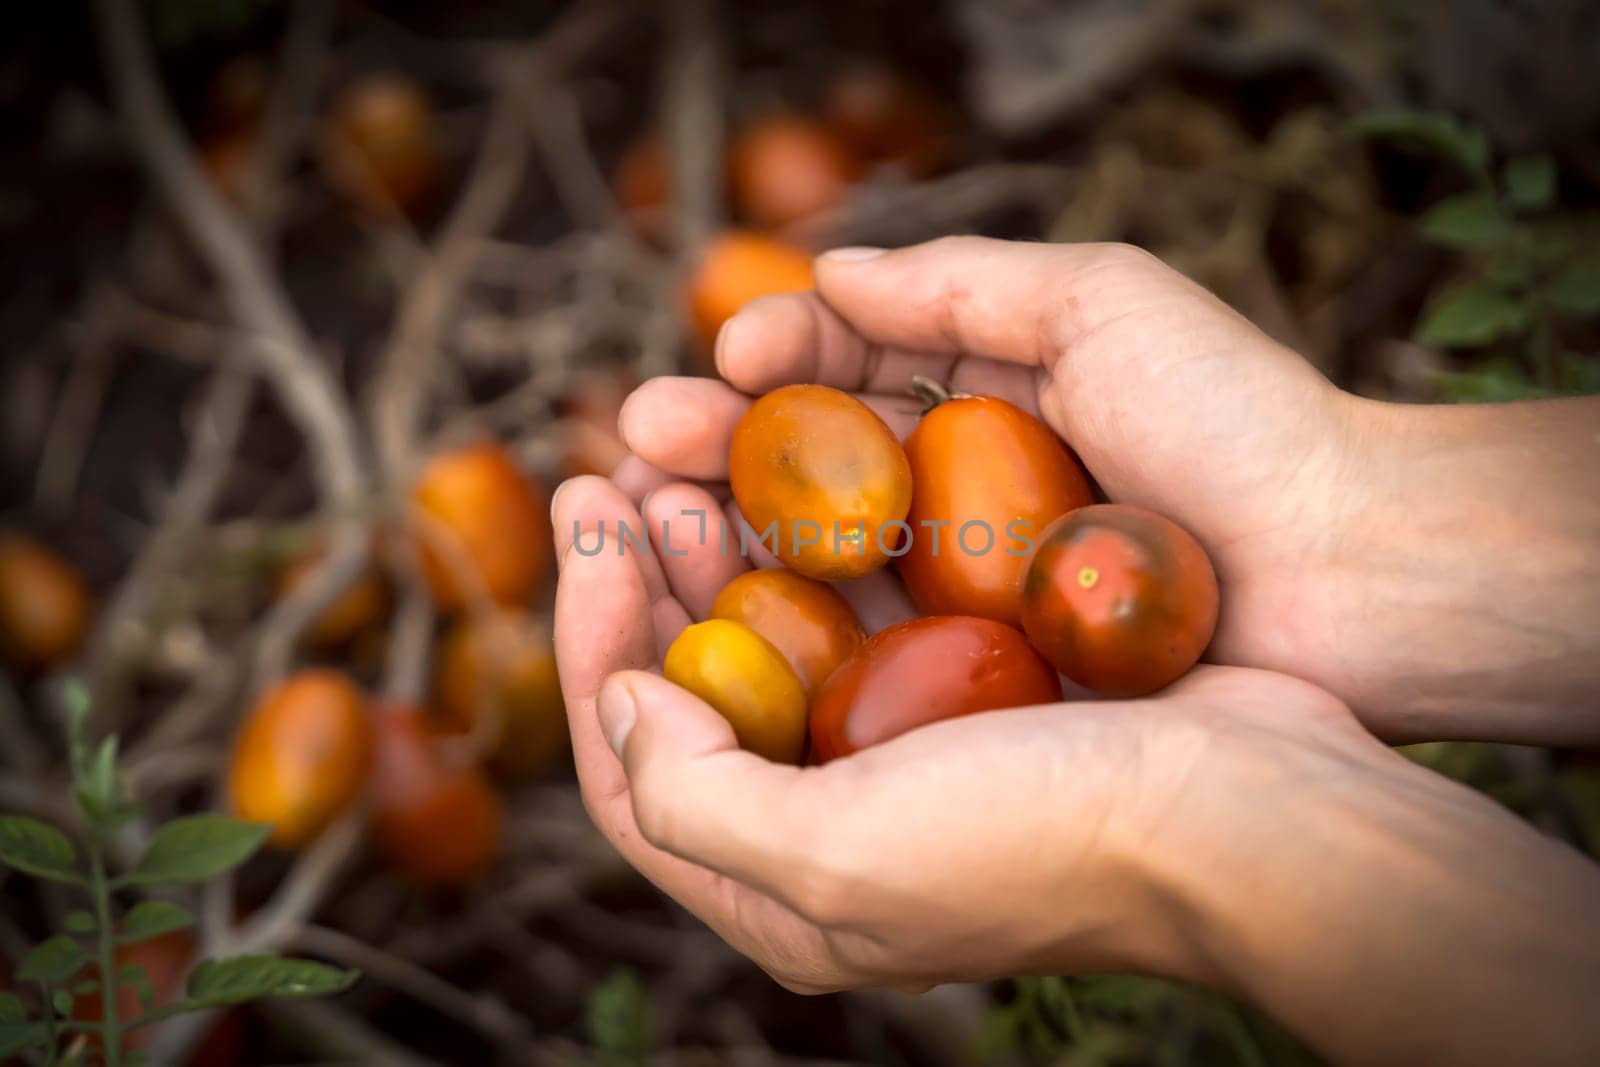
top-left (619, 377), bottom-right (748, 482)
top-left (641, 482), bottom-right (751, 620)
top-left (721, 290), bottom-right (1043, 414)
top-left (813, 237), bottom-right (1206, 367)
top-left (612, 455), bottom-right (674, 504)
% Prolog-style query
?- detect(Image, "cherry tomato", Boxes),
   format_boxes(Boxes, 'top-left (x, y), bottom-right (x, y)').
top-left (686, 230), bottom-right (814, 356)
top-left (433, 608), bottom-right (567, 777)
top-left (0, 530), bottom-right (92, 671)
top-left (729, 114), bottom-right (862, 230)
top-left (275, 537), bottom-right (391, 649)
top-left (898, 395), bottom-right (1093, 626)
top-left (321, 74), bottom-right (442, 218)
top-left (227, 669), bottom-right (373, 849)
top-left (825, 65), bottom-right (951, 177)
top-left (1020, 504), bottom-right (1218, 696)
top-left (729, 384), bottom-right (912, 580)
top-left (663, 619), bottom-right (807, 763)
top-left (710, 569), bottom-right (865, 696)
top-left (371, 703), bottom-right (504, 887)
top-left (410, 441), bottom-right (551, 612)
top-left (810, 616), bottom-right (1062, 763)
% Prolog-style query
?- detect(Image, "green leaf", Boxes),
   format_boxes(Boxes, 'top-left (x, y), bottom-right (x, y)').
top-left (118, 900), bottom-right (196, 943)
top-left (71, 979), bottom-right (101, 996)
top-left (1549, 259), bottom-right (1600, 316)
top-left (64, 911), bottom-right (97, 935)
top-left (184, 956), bottom-right (359, 1007)
top-left (1420, 193), bottom-right (1514, 248)
top-left (585, 967), bottom-right (650, 1057)
top-left (0, 815), bottom-right (80, 883)
top-left (1503, 155), bottom-right (1556, 212)
top-left (1350, 108), bottom-right (1490, 177)
top-left (125, 815), bottom-right (271, 885)
top-left (1416, 282), bottom-right (1530, 347)
top-left (50, 989), bottom-right (74, 1017)
top-left (0, 991), bottom-right (23, 1022)
top-left (17, 937), bottom-right (86, 984)
top-left (1430, 361), bottom-right (1550, 403)
top-left (119, 962), bottom-right (155, 1013)
top-left (0, 1020), bottom-right (44, 1058)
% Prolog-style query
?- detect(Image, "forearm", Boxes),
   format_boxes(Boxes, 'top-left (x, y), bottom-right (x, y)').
top-left (1332, 395), bottom-right (1600, 742)
top-left (1179, 726), bottom-right (1600, 1066)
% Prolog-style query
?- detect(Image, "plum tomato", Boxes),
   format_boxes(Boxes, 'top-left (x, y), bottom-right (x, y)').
top-left (809, 615), bottom-right (1062, 763)
top-left (227, 669), bottom-right (373, 849)
top-left (275, 536), bottom-right (391, 649)
top-left (729, 384), bottom-right (912, 580)
top-left (824, 64), bottom-right (951, 178)
top-left (662, 619), bottom-right (807, 764)
top-left (728, 114), bottom-right (862, 230)
top-left (686, 230), bottom-right (814, 356)
top-left (1020, 504), bottom-right (1218, 696)
top-left (320, 73), bottom-right (442, 218)
top-left (371, 703), bottom-right (504, 887)
top-left (0, 530), bottom-right (92, 671)
top-left (433, 608), bottom-right (568, 777)
top-left (898, 394), bottom-right (1093, 626)
top-left (709, 569), bottom-right (865, 697)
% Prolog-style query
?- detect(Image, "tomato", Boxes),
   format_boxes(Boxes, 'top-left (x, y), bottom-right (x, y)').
top-left (662, 619), bottom-right (807, 763)
top-left (1020, 504), bottom-right (1218, 696)
top-left (729, 384), bottom-right (912, 580)
top-left (825, 65), bottom-right (950, 177)
top-left (74, 931), bottom-right (243, 1064)
top-left (371, 703), bottom-right (504, 886)
top-left (410, 441), bottom-right (550, 612)
top-left (275, 538), bottom-right (390, 649)
top-left (0, 531), bottom-right (92, 671)
top-left (614, 134), bottom-right (671, 244)
top-left (321, 74), bottom-right (442, 218)
top-left (200, 129), bottom-right (259, 203)
top-left (686, 230), bottom-right (814, 356)
top-left (898, 395), bottom-right (1093, 626)
top-left (433, 608), bottom-right (567, 777)
top-left (709, 569), bottom-right (864, 697)
top-left (729, 115), bottom-right (862, 230)
top-left (227, 669), bottom-right (373, 849)
top-left (810, 616), bottom-right (1062, 763)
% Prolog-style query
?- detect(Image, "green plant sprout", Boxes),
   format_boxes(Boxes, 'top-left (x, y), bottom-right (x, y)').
top-left (0, 684), bottom-right (357, 1066)
top-left (1353, 108), bottom-right (1600, 401)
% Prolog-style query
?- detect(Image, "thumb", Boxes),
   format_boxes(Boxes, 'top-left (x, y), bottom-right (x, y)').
top-left (813, 236), bottom-right (1217, 368)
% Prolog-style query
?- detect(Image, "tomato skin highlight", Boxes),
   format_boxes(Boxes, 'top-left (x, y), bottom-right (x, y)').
top-left (663, 619), bottom-right (808, 764)
top-left (710, 568), bottom-right (865, 697)
top-left (729, 384), bottom-right (912, 580)
top-left (809, 615), bottom-right (1063, 763)
top-left (1020, 504), bottom-right (1219, 697)
top-left (898, 396), bottom-right (1093, 626)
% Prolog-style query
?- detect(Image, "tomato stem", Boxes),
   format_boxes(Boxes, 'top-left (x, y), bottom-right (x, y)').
top-left (909, 374), bottom-right (967, 412)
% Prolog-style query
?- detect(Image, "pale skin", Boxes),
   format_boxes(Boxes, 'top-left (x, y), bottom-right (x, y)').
top-left (550, 237), bottom-right (1600, 1066)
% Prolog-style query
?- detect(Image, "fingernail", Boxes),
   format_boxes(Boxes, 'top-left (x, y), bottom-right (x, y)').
top-left (597, 675), bottom-right (638, 758)
top-left (713, 314), bottom-right (741, 378)
top-left (823, 246), bottom-right (886, 262)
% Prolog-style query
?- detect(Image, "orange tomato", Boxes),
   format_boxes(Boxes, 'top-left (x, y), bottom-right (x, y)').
top-left (433, 609), bottom-right (567, 777)
top-left (729, 384), bottom-right (911, 580)
top-left (898, 395), bottom-right (1093, 626)
top-left (275, 539), bottom-right (390, 649)
top-left (410, 442), bottom-right (550, 612)
top-left (729, 114), bottom-right (862, 230)
top-left (321, 74), bottom-right (442, 218)
top-left (663, 619), bottom-right (808, 763)
top-left (227, 669), bottom-right (373, 849)
top-left (371, 704), bottom-right (504, 886)
top-left (825, 64), bottom-right (951, 177)
top-left (810, 616), bottom-right (1063, 763)
top-left (710, 569), bottom-right (864, 696)
top-left (1020, 504), bottom-right (1218, 696)
top-left (686, 230), bottom-right (814, 356)
top-left (0, 531), bottom-right (92, 670)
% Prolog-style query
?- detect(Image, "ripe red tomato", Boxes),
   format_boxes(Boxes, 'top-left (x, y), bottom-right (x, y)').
top-left (824, 64), bottom-right (951, 177)
top-left (728, 115), bottom-right (862, 230)
top-left (898, 395), bottom-right (1093, 626)
top-left (809, 616), bottom-right (1062, 762)
top-left (1020, 504), bottom-right (1218, 696)
top-left (729, 385), bottom-right (912, 580)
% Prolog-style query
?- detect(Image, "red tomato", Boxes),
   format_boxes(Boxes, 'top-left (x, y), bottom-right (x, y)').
top-left (1020, 504), bottom-right (1218, 696)
top-left (728, 115), bottom-right (862, 230)
top-left (809, 616), bottom-right (1062, 762)
top-left (898, 395), bottom-right (1092, 626)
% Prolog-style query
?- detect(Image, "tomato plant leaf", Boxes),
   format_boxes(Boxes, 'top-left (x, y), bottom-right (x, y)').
top-left (0, 1020), bottom-right (44, 1059)
top-left (63, 910), bottom-right (97, 935)
top-left (585, 967), bottom-right (651, 1058)
top-left (1420, 193), bottom-right (1513, 248)
top-left (118, 900), bottom-right (196, 943)
top-left (0, 991), bottom-right (23, 1022)
top-left (1350, 108), bottom-right (1490, 177)
top-left (1549, 259), bottom-right (1600, 317)
top-left (16, 937), bottom-right (86, 984)
top-left (50, 989), bottom-right (74, 1017)
top-left (183, 956), bottom-right (359, 1006)
top-left (1503, 155), bottom-right (1556, 213)
top-left (0, 815), bottom-right (80, 883)
top-left (1415, 283), bottom-right (1530, 347)
top-left (125, 815), bottom-right (270, 885)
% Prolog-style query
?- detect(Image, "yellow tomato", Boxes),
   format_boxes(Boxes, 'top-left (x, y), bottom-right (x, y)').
top-left (662, 619), bottom-right (807, 764)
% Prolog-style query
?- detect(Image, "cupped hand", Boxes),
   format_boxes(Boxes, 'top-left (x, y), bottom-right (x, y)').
top-left (613, 237), bottom-right (1400, 732)
top-left (551, 472), bottom-right (1376, 994)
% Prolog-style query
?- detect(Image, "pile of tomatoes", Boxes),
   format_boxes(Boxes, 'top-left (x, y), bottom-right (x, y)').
top-left (664, 383), bottom-right (1219, 764)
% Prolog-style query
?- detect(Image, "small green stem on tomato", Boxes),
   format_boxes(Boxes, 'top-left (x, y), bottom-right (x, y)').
top-left (909, 374), bottom-right (968, 413)
top-left (88, 840), bottom-right (122, 1067)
